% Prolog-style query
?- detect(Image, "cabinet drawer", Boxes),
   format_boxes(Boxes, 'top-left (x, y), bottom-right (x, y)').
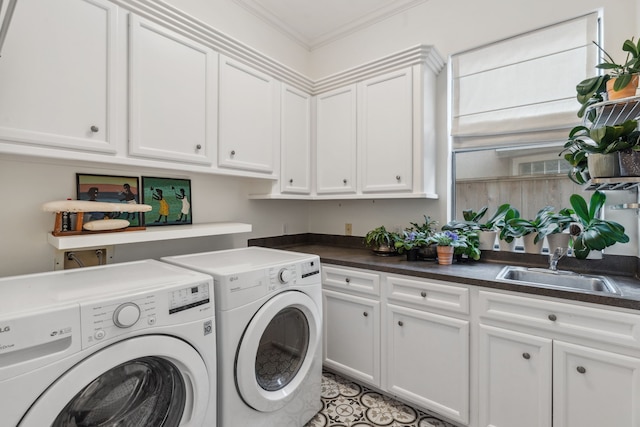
top-left (386, 275), bottom-right (469, 315)
top-left (322, 265), bottom-right (380, 297)
top-left (479, 290), bottom-right (640, 349)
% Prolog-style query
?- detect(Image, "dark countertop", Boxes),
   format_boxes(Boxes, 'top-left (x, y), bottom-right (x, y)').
top-left (249, 234), bottom-right (640, 311)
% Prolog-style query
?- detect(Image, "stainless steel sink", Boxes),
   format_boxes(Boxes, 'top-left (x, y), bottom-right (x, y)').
top-left (495, 266), bottom-right (620, 295)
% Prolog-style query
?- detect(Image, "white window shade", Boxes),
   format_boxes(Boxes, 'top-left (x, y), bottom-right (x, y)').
top-left (451, 13), bottom-right (600, 150)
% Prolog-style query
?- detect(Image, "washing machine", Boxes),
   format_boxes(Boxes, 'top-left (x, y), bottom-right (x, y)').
top-left (162, 246), bottom-right (322, 427)
top-left (0, 259), bottom-right (216, 426)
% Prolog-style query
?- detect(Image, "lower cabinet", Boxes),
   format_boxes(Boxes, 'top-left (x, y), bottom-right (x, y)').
top-left (479, 291), bottom-right (640, 427)
top-left (323, 289), bottom-right (381, 387)
top-left (387, 304), bottom-right (469, 424)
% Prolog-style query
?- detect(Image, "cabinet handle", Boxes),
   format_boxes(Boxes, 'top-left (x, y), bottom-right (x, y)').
top-left (230, 150), bottom-right (236, 156)
top-left (90, 125), bottom-right (99, 133)
top-left (363, 312), bottom-right (368, 317)
top-left (522, 352), bottom-right (531, 360)
top-left (420, 291), bottom-right (427, 298)
top-left (577, 366), bottom-right (586, 374)
top-left (345, 278), bottom-right (350, 284)
top-left (548, 314), bottom-right (557, 321)
top-left (398, 320), bottom-right (404, 326)
top-left (196, 144), bottom-right (202, 150)
top-left (396, 175), bottom-right (401, 181)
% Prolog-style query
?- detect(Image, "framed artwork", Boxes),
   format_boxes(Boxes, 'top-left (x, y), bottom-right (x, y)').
top-left (141, 176), bottom-right (192, 226)
top-left (76, 173), bottom-right (142, 226)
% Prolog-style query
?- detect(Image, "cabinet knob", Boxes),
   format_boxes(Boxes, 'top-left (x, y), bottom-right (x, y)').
top-left (363, 312), bottom-right (368, 317)
top-left (577, 366), bottom-right (586, 374)
top-left (343, 179), bottom-right (348, 184)
top-left (396, 175), bottom-right (401, 181)
top-left (398, 320), bottom-right (404, 326)
top-left (289, 178), bottom-right (293, 184)
top-left (230, 150), bottom-right (236, 156)
top-left (548, 314), bottom-right (557, 321)
top-left (420, 291), bottom-right (427, 298)
top-left (345, 278), bottom-right (350, 284)
top-left (90, 125), bottom-right (99, 133)
top-left (522, 352), bottom-right (531, 360)
top-left (196, 144), bottom-right (202, 150)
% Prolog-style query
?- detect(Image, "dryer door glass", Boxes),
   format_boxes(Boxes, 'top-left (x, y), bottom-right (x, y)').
top-left (51, 356), bottom-right (186, 427)
top-left (256, 307), bottom-right (309, 391)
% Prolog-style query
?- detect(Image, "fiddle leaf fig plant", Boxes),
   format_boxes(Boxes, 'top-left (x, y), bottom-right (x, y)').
top-left (569, 191), bottom-right (629, 259)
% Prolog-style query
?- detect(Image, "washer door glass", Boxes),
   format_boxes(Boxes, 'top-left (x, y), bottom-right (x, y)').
top-left (235, 290), bottom-right (321, 412)
top-left (256, 307), bottom-right (309, 392)
top-left (52, 356), bottom-right (185, 427)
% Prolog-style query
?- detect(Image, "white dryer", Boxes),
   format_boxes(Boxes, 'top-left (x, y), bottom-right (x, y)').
top-left (162, 246), bottom-right (322, 427)
top-left (0, 259), bottom-right (216, 427)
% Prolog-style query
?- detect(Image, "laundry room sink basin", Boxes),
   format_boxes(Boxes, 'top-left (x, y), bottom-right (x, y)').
top-left (495, 266), bottom-right (620, 295)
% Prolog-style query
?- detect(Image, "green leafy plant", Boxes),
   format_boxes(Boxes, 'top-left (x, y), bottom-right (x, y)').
top-left (409, 215), bottom-right (438, 236)
top-left (364, 226), bottom-right (395, 249)
top-left (394, 230), bottom-right (429, 254)
top-left (443, 204), bottom-right (511, 233)
top-left (506, 206), bottom-right (555, 243)
top-left (560, 120), bottom-right (640, 184)
top-left (576, 37), bottom-right (640, 119)
top-left (495, 206), bottom-right (521, 243)
top-left (428, 230), bottom-right (480, 260)
top-left (569, 191), bottom-right (629, 259)
top-left (537, 207), bottom-right (575, 237)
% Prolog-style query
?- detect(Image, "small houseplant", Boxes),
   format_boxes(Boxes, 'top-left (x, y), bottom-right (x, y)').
top-left (364, 225), bottom-right (397, 256)
top-left (494, 206), bottom-right (521, 251)
top-left (428, 230), bottom-right (479, 265)
top-left (576, 37), bottom-right (640, 119)
top-left (394, 230), bottom-right (429, 260)
top-left (409, 215), bottom-right (439, 259)
top-left (443, 204), bottom-right (510, 250)
top-left (507, 206), bottom-right (555, 253)
top-left (539, 207), bottom-right (575, 251)
top-left (569, 191), bottom-right (629, 259)
top-left (561, 119), bottom-right (640, 184)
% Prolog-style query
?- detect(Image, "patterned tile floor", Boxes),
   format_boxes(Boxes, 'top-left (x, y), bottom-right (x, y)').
top-left (304, 370), bottom-right (457, 427)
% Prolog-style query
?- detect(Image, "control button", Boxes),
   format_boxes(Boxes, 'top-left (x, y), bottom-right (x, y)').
top-left (147, 316), bottom-right (157, 326)
top-left (113, 303), bottom-right (141, 328)
top-left (278, 268), bottom-right (293, 284)
top-left (94, 329), bottom-right (106, 340)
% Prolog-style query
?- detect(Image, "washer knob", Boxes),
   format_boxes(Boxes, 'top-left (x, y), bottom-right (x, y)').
top-left (113, 303), bottom-right (141, 328)
top-left (279, 268), bottom-right (293, 284)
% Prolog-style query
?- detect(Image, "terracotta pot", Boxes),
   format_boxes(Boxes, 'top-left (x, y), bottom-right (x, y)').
top-left (606, 74), bottom-right (639, 100)
top-left (522, 233), bottom-right (543, 254)
top-left (436, 246), bottom-right (454, 265)
top-left (478, 230), bottom-right (497, 250)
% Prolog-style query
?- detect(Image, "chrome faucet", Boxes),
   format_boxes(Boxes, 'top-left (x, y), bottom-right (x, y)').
top-left (549, 247), bottom-right (565, 271)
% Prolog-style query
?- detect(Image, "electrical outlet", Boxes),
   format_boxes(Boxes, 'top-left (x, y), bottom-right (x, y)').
top-left (345, 223), bottom-right (352, 236)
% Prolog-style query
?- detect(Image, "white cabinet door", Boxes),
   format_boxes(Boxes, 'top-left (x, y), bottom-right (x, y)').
top-left (359, 68), bottom-right (413, 193)
top-left (323, 289), bottom-right (380, 387)
top-left (0, 0), bottom-right (118, 153)
top-left (315, 85), bottom-right (357, 194)
top-left (280, 85), bottom-right (311, 194)
top-left (554, 341), bottom-right (640, 427)
top-left (386, 303), bottom-right (469, 424)
top-left (478, 325), bottom-right (552, 427)
top-left (128, 16), bottom-right (217, 165)
top-left (218, 56), bottom-right (279, 174)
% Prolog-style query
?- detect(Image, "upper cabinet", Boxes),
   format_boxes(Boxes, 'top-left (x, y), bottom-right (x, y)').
top-left (128, 16), bottom-right (218, 165)
top-left (316, 85), bottom-right (358, 194)
top-left (0, 0), bottom-right (118, 154)
top-left (359, 68), bottom-right (413, 193)
top-left (218, 55), bottom-right (280, 175)
top-left (280, 85), bottom-right (311, 194)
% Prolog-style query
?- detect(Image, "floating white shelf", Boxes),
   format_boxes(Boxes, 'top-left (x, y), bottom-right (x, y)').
top-left (47, 222), bottom-right (252, 250)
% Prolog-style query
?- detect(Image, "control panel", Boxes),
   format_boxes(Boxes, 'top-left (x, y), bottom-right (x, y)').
top-left (80, 280), bottom-right (212, 349)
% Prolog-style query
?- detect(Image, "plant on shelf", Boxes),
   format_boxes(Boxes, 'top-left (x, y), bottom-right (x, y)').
top-left (569, 191), bottom-right (629, 259)
top-left (428, 230), bottom-right (479, 264)
top-left (394, 229), bottom-right (429, 257)
top-left (576, 37), bottom-right (640, 119)
top-left (494, 206), bottom-right (521, 250)
top-left (364, 225), bottom-right (397, 256)
top-left (507, 206), bottom-right (556, 253)
top-left (538, 207), bottom-right (575, 250)
top-left (443, 204), bottom-right (511, 232)
top-left (560, 119), bottom-right (640, 184)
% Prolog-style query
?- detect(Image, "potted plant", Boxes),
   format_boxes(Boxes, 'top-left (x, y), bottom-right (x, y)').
top-left (494, 206), bottom-right (521, 251)
top-left (576, 37), bottom-right (640, 119)
top-left (507, 206), bottom-right (555, 254)
top-left (364, 225), bottom-right (397, 256)
top-left (394, 229), bottom-right (429, 261)
top-left (443, 204), bottom-right (510, 250)
top-left (539, 207), bottom-right (575, 252)
top-left (561, 119), bottom-right (640, 184)
top-left (569, 191), bottom-right (629, 259)
top-left (409, 215), bottom-right (439, 259)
